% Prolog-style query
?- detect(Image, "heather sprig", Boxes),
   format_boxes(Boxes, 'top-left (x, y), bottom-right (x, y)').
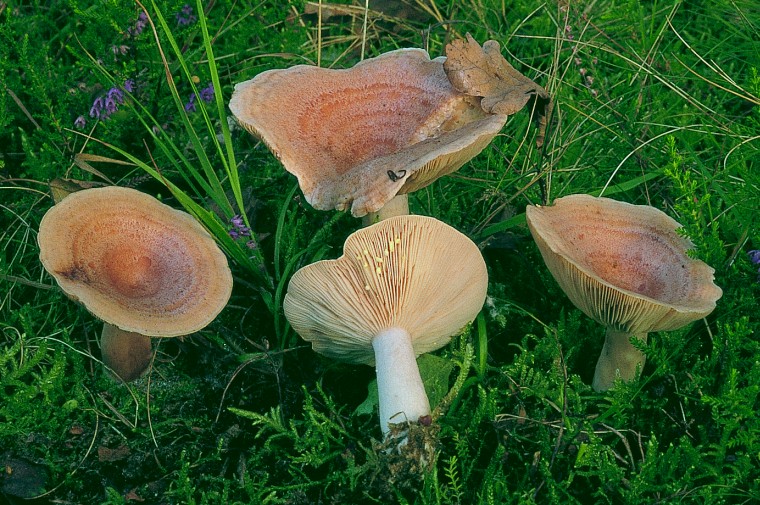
top-left (184, 83), bottom-right (214, 112)
top-left (126, 11), bottom-right (148, 37)
top-left (88, 86), bottom-right (123, 120)
top-left (228, 214), bottom-right (251, 240)
top-left (176, 4), bottom-right (197, 26)
top-left (76, 79), bottom-right (136, 128)
top-left (228, 214), bottom-right (258, 250)
top-left (749, 250), bottom-right (760, 280)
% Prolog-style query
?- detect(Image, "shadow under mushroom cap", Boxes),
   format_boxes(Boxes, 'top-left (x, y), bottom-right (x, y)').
top-left (229, 48), bottom-right (506, 217)
top-left (38, 187), bottom-right (232, 337)
top-left (526, 194), bottom-right (722, 333)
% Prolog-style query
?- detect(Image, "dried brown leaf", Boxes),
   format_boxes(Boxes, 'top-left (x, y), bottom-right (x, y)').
top-left (97, 444), bottom-right (131, 462)
top-left (49, 178), bottom-right (105, 204)
top-left (444, 34), bottom-right (551, 147)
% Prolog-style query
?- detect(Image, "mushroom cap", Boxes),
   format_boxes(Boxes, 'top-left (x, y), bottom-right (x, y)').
top-left (38, 187), bottom-right (233, 337)
top-left (229, 48), bottom-right (507, 217)
top-left (283, 215), bottom-right (489, 365)
top-left (526, 194), bottom-right (722, 335)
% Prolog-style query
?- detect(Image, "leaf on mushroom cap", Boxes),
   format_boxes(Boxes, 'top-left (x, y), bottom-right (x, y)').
top-left (444, 33), bottom-right (550, 146)
top-left (526, 194), bottom-right (722, 335)
top-left (283, 215), bottom-right (489, 365)
top-left (229, 48), bottom-right (506, 217)
top-left (38, 187), bottom-right (233, 337)
top-left (309, 113), bottom-right (507, 216)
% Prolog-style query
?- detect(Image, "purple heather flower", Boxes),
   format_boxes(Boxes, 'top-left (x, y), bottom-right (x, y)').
top-left (74, 115), bottom-right (86, 129)
top-left (127, 11), bottom-right (148, 37)
top-left (124, 79), bottom-right (135, 93)
top-left (89, 96), bottom-right (104, 119)
top-left (749, 250), bottom-right (760, 265)
top-left (111, 44), bottom-right (130, 56)
top-left (104, 97), bottom-right (118, 115)
top-left (750, 250), bottom-right (760, 281)
top-left (176, 4), bottom-right (197, 26)
top-left (228, 214), bottom-right (252, 240)
top-left (230, 230), bottom-right (250, 240)
top-left (199, 83), bottom-right (214, 103)
top-left (245, 240), bottom-right (257, 250)
top-left (103, 87), bottom-right (125, 115)
top-left (87, 81), bottom-right (132, 121)
top-left (184, 93), bottom-right (196, 112)
top-left (230, 214), bottom-right (245, 228)
top-left (184, 84), bottom-right (214, 113)
top-left (107, 87), bottom-right (124, 104)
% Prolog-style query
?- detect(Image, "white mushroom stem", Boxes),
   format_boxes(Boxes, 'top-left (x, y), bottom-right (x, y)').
top-left (372, 326), bottom-right (430, 436)
top-left (592, 329), bottom-right (648, 392)
top-left (361, 194), bottom-right (409, 226)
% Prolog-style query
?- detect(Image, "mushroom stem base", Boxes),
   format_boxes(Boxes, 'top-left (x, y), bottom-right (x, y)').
top-left (362, 194), bottom-right (409, 226)
top-left (592, 329), bottom-right (648, 392)
top-left (372, 326), bottom-right (430, 436)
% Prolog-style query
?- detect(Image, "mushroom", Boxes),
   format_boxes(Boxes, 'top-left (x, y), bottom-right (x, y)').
top-left (283, 215), bottom-right (488, 435)
top-left (38, 186), bottom-right (233, 381)
top-left (525, 194), bottom-right (722, 391)
top-left (229, 48), bottom-right (507, 222)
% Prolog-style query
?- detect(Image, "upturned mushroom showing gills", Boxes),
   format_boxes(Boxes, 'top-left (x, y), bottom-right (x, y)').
top-left (283, 215), bottom-right (488, 436)
top-left (38, 187), bottom-right (233, 381)
top-left (526, 194), bottom-right (722, 391)
top-left (229, 47), bottom-right (507, 222)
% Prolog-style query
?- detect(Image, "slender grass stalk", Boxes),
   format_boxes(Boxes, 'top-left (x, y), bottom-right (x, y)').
top-left (475, 313), bottom-right (487, 380)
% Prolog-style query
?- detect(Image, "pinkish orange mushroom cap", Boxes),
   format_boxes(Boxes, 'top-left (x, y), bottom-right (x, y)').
top-left (38, 186), bottom-right (233, 337)
top-left (526, 194), bottom-right (721, 333)
top-left (229, 48), bottom-right (507, 217)
top-left (283, 215), bottom-right (489, 365)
